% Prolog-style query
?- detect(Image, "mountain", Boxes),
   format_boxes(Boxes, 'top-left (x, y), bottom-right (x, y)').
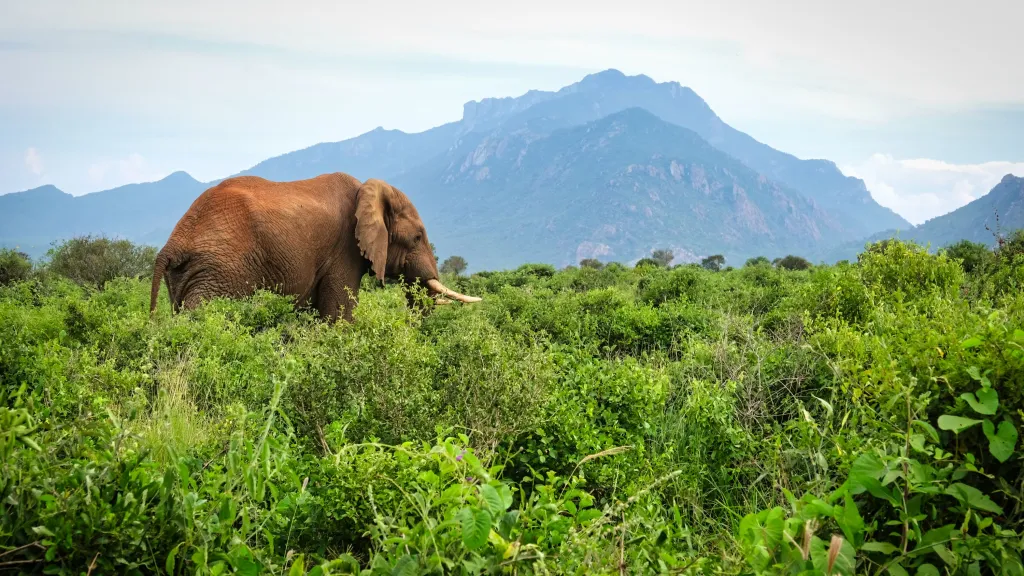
top-left (1, 69), bottom-right (918, 269)
top-left (0, 172), bottom-right (207, 259)
top-left (818, 174), bottom-right (1024, 261)
top-left (234, 122), bottom-right (464, 183)
top-left (396, 107), bottom-right (841, 269)
top-left (241, 69), bottom-right (909, 240)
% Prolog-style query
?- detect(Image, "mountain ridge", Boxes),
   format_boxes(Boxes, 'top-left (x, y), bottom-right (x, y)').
top-left (0, 69), bottom-right (958, 270)
top-left (815, 173), bottom-right (1024, 262)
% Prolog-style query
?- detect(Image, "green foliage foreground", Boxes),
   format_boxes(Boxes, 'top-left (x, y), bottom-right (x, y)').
top-left (2, 238), bottom-right (1024, 575)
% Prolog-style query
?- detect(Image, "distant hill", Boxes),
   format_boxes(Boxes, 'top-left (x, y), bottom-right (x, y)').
top-left (817, 174), bottom-right (1024, 262)
top-left (0, 172), bottom-right (207, 259)
top-left (2, 69), bottom-right (920, 269)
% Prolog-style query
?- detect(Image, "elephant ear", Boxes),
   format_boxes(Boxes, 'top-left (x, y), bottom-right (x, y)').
top-left (354, 179), bottom-right (391, 281)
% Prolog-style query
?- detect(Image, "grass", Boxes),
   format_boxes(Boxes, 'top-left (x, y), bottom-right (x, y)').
top-left (0, 237), bottom-right (1023, 575)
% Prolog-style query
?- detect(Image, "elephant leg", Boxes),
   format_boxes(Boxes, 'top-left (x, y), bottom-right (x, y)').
top-left (314, 271), bottom-right (361, 322)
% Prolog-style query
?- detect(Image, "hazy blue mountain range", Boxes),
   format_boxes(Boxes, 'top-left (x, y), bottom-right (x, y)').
top-left (0, 172), bottom-right (207, 259)
top-left (818, 174), bottom-right (1024, 262)
top-left (4, 68), bottom-right (1004, 271)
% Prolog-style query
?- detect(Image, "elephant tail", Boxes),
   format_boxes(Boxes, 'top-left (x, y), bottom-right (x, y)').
top-left (150, 247), bottom-right (176, 316)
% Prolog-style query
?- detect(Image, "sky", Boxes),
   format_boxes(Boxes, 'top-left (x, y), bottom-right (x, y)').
top-left (1, 0), bottom-right (1022, 225)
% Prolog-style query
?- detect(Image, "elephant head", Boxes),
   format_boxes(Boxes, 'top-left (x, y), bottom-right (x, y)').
top-left (354, 178), bottom-right (481, 304)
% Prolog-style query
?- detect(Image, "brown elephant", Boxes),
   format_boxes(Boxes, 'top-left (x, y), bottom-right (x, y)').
top-left (149, 172), bottom-right (480, 322)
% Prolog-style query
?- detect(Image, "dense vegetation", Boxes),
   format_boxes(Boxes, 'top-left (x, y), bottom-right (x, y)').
top-left (2, 232), bottom-right (1023, 575)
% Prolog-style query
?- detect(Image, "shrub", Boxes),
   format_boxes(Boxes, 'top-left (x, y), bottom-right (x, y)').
top-left (0, 248), bottom-right (32, 286)
top-left (857, 239), bottom-right (964, 300)
top-left (774, 254), bottom-right (812, 270)
top-left (651, 248), bottom-right (674, 267)
top-left (440, 254), bottom-right (468, 275)
top-left (634, 257), bottom-right (661, 268)
top-left (44, 235), bottom-right (158, 289)
top-left (701, 254), bottom-right (725, 271)
top-left (943, 239), bottom-right (995, 274)
top-left (2, 240), bottom-right (1022, 575)
top-left (744, 255), bottom-right (771, 267)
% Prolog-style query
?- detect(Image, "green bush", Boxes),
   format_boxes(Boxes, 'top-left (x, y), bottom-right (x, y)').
top-left (1, 240), bottom-right (1022, 575)
top-left (0, 248), bottom-right (32, 286)
top-left (44, 235), bottom-right (158, 289)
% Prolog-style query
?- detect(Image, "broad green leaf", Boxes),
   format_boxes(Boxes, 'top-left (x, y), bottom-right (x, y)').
top-left (961, 337), bottom-right (983, 349)
top-left (497, 484), bottom-right (514, 510)
top-left (810, 535), bottom-right (855, 575)
top-left (1003, 558), bottom-right (1024, 576)
top-left (288, 555), bottom-right (304, 576)
top-left (392, 555), bottom-right (418, 576)
top-left (937, 415), bottom-right (982, 433)
top-left (887, 564), bottom-right (910, 576)
top-left (982, 419), bottom-right (1018, 463)
top-left (836, 496), bottom-right (865, 548)
top-left (497, 510), bottom-right (520, 539)
top-left (31, 526), bottom-right (55, 538)
top-left (843, 453), bottom-right (898, 504)
top-left (909, 525), bottom-right (958, 559)
top-left (458, 506), bottom-right (492, 550)
top-left (916, 564), bottom-right (940, 576)
top-left (479, 484), bottom-right (504, 514)
top-left (960, 388), bottom-right (998, 415)
top-left (860, 541), bottom-right (899, 554)
top-left (944, 483), bottom-right (1003, 515)
top-left (235, 558), bottom-right (259, 576)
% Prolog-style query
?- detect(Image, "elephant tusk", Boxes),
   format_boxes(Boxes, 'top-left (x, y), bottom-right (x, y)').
top-left (426, 278), bottom-right (482, 304)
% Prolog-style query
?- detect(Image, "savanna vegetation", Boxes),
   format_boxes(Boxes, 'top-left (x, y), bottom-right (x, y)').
top-left (2, 232), bottom-right (1024, 575)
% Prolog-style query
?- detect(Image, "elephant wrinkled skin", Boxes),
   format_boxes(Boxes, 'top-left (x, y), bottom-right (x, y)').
top-left (149, 172), bottom-right (480, 322)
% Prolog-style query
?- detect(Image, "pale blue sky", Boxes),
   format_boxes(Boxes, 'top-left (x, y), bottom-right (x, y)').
top-left (2, 0), bottom-right (1022, 224)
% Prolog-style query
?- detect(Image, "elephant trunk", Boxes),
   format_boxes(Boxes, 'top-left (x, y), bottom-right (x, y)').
top-left (426, 278), bottom-right (482, 304)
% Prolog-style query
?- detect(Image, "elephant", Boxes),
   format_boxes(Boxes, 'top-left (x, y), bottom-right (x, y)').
top-left (149, 172), bottom-right (480, 322)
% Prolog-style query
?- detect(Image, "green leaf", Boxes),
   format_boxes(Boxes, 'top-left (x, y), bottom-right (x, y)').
top-left (944, 483), bottom-right (1003, 514)
top-left (392, 555), bottom-right (418, 576)
top-left (962, 337), bottom-right (983, 349)
top-left (479, 484), bottom-right (504, 514)
top-left (458, 506), bottom-right (492, 550)
top-left (960, 388), bottom-right (998, 415)
top-left (497, 484), bottom-right (514, 510)
top-left (887, 565), bottom-right (910, 576)
top-left (288, 555), bottom-right (304, 576)
top-left (913, 420), bottom-right (940, 444)
top-left (843, 453), bottom-right (898, 504)
top-left (836, 496), bottom-right (865, 548)
top-left (31, 526), bottom-right (55, 538)
top-left (937, 415), bottom-right (982, 433)
top-left (911, 525), bottom-right (957, 557)
top-left (165, 543), bottom-right (181, 575)
top-left (982, 419), bottom-right (1018, 463)
top-left (497, 510), bottom-right (520, 539)
top-left (860, 541), bottom-right (899, 554)
top-left (916, 564), bottom-right (940, 576)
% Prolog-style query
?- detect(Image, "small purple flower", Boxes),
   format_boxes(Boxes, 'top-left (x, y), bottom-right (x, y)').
top-left (456, 449), bottom-right (466, 462)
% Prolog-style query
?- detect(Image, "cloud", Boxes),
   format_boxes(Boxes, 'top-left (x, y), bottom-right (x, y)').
top-left (842, 154), bottom-right (1024, 225)
top-left (86, 153), bottom-right (166, 189)
top-left (24, 147), bottom-right (43, 175)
